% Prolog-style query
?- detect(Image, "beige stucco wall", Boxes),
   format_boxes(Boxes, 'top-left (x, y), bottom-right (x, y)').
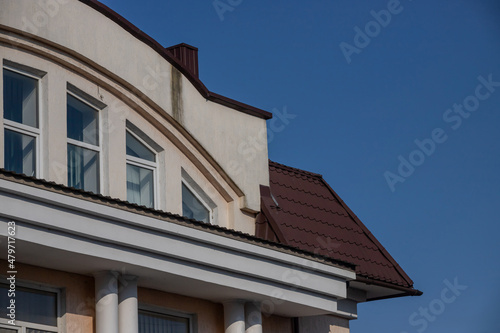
top-left (0, 0), bottom-right (269, 214)
top-left (262, 314), bottom-right (293, 333)
top-left (298, 315), bottom-right (350, 333)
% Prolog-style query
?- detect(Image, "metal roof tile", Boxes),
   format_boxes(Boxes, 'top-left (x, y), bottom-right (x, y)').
top-left (260, 161), bottom-right (419, 291)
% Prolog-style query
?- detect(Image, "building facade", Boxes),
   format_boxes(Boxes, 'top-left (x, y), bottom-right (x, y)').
top-left (0, 1), bottom-right (421, 332)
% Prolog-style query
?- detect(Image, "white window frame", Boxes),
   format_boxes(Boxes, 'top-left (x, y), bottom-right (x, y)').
top-left (126, 129), bottom-right (158, 209)
top-left (66, 90), bottom-right (102, 193)
top-left (138, 304), bottom-right (196, 333)
top-left (2, 65), bottom-right (43, 178)
top-left (181, 179), bottom-right (214, 224)
top-left (0, 281), bottom-right (61, 333)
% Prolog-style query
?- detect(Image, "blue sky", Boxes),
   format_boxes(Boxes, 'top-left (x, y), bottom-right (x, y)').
top-left (98, 0), bottom-right (500, 332)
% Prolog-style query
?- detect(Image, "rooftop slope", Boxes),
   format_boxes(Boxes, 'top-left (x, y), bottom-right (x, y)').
top-left (257, 161), bottom-right (421, 296)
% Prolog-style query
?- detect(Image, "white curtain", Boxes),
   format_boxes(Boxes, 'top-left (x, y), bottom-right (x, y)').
top-left (4, 69), bottom-right (38, 127)
top-left (4, 129), bottom-right (36, 176)
top-left (67, 145), bottom-right (98, 193)
top-left (127, 164), bottom-right (153, 207)
top-left (139, 311), bottom-right (189, 333)
top-left (127, 164), bottom-right (141, 204)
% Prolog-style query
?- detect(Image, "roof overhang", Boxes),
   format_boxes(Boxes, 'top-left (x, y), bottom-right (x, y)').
top-left (349, 278), bottom-right (423, 302)
top-left (0, 175), bottom-right (357, 318)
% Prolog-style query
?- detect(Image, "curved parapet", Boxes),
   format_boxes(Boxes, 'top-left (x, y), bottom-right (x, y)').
top-left (0, 0), bottom-right (271, 231)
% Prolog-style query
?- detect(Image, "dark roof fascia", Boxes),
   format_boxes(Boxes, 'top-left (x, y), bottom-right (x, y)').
top-left (355, 276), bottom-right (423, 301)
top-left (78, 0), bottom-right (272, 120)
top-left (0, 169), bottom-right (354, 272)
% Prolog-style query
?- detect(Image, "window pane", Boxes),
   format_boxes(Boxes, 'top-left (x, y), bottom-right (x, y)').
top-left (3, 69), bottom-right (38, 128)
top-left (139, 311), bottom-right (189, 333)
top-left (0, 285), bottom-right (57, 327)
top-left (67, 94), bottom-right (98, 145)
top-left (4, 129), bottom-right (36, 176)
top-left (182, 184), bottom-right (209, 223)
top-left (127, 164), bottom-right (154, 208)
top-left (126, 131), bottom-right (155, 162)
top-left (68, 144), bottom-right (99, 193)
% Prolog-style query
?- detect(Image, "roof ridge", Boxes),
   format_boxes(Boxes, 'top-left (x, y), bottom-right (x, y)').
top-left (269, 160), bottom-right (323, 178)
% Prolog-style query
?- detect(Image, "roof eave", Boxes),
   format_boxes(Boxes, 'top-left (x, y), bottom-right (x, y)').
top-left (354, 276), bottom-right (423, 302)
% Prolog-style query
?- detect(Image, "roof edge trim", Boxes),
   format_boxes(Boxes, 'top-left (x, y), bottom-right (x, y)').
top-left (355, 276), bottom-right (423, 301)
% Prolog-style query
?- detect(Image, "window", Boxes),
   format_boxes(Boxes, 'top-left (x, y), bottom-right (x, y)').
top-left (67, 92), bottom-right (100, 193)
top-left (3, 67), bottom-right (40, 177)
top-left (139, 309), bottom-right (193, 333)
top-left (0, 284), bottom-right (58, 333)
top-left (181, 169), bottom-right (217, 224)
top-left (126, 130), bottom-right (157, 208)
top-left (182, 183), bottom-right (210, 223)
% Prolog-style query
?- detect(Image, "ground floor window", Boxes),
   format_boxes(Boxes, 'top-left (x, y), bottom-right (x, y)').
top-left (0, 284), bottom-right (58, 333)
top-left (139, 309), bottom-right (191, 333)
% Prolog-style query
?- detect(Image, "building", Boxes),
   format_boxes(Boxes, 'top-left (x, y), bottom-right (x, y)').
top-left (0, 1), bottom-right (421, 332)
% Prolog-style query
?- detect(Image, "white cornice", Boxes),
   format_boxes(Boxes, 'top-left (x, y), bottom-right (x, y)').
top-left (0, 178), bottom-right (356, 318)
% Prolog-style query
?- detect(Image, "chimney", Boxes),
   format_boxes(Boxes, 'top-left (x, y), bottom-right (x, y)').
top-left (166, 43), bottom-right (199, 78)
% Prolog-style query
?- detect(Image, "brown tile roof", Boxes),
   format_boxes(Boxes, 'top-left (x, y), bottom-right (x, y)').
top-left (258, 161), bottom-right (421, 295)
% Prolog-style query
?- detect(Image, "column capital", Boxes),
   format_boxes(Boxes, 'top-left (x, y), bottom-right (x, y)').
top-left (245, 302), bottom-right (262, 333)
top-left (224, 300), bottom-right (246, 333)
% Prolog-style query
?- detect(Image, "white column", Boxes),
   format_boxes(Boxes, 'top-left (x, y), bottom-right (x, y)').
top-left (245, 302), bottom-right (262, 333)
top-left (94, 271), bottom-right (119, 333)
top-left (224, 300), bottom-right (246, 333)
top-left (119, 275), bottom-right (139, 333)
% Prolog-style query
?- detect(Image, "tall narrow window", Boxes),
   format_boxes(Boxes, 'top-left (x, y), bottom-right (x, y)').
top-left (3, 68), bottom-right (40, 177)
top-left (126, 130), bottom-right (156, 208)
top-left (67, 93), bottom-right (100, 193)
